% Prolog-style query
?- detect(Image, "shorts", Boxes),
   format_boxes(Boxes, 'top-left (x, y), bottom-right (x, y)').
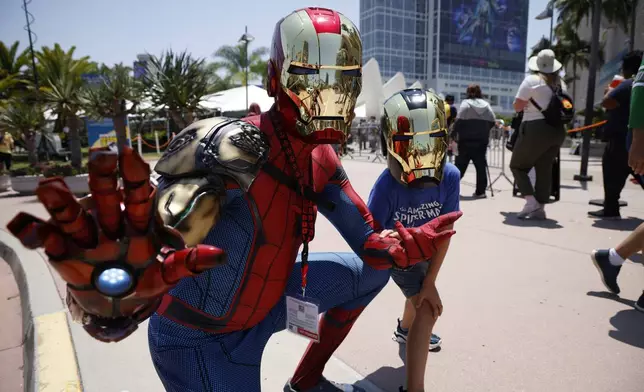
top-left (390, 261), bottom-right (430, 298)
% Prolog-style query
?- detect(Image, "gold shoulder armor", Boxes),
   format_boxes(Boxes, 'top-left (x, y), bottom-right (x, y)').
top-left (156, 177), bottom-right (224, 247)
top-left (153, 117), bottom-right (270, 246)
top-left (154, 117), bottom-right (270, 191)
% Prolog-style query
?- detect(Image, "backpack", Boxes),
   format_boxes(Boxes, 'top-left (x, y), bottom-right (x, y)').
top-left (530, 84), bottom-right (575, 128)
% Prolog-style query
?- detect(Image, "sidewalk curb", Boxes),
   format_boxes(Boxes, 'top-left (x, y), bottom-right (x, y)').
top-left (0, 229), bottom-right (82, 392)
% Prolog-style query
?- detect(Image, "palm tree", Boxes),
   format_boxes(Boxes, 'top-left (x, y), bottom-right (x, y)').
top-left (0, 41), bottom-right (30, 101)
top-left (213, 44), bottom-right (269, 87)
top-left (36, 44), bottom-right (94, 168)
top-left (82, 64), bottom-right (143, 154)
top-left (529, 37), bottom-right (553, 58)
top-left (555, 0), bottom-right (631, 31)
top-left (204, 62), bottom-right (234, 93)
top-left (143, 50), bottom-right (211, 129)
top-left (554, 21), bottom-right (594, 103)
top-left (555, 0), bottom-right (633, 179)
top-left (0, 99), bottom-right (45, 165)
top-left (628, 0), bottom-right (638, 50)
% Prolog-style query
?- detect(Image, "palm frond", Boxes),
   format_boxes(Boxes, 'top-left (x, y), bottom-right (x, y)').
top-left (0, 98), bottom-right (45, 136)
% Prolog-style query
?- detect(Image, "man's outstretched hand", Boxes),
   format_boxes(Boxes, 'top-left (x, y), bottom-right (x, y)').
top-left (7, 147), bottom-right (226, 342)
top-left (393, 211), bottom-right (462, 267)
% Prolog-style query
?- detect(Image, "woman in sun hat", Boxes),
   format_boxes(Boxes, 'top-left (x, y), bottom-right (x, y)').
top-left (510, 49), bottom-right (567, 220)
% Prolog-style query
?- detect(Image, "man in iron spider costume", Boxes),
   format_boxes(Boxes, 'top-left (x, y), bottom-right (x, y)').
top-left (7, 8), bottom-right (461, 392)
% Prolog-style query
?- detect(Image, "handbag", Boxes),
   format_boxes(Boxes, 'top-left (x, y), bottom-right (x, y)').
top-left (506, 112), bottom-right (523, 151)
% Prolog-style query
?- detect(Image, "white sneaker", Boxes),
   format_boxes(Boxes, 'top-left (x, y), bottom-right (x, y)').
top-left (517, 201), bottom-right (541, 219)
top-left (526, 206), bottom-right (547, 220)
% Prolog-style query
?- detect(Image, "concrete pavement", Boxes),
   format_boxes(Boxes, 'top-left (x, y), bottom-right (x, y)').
top-left (1, 149), bottom-right (644, 391)
top-left (0, 257), bottom-right (23, 392)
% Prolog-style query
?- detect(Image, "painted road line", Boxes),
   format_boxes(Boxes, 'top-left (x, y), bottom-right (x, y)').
top-left (34, 311), bottom-right (82, 391)
top-left (0, 230), bottom-right (82, 392)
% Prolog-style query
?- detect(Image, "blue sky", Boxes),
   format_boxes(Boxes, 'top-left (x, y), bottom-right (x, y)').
top-left (0, 0), bottom-right (553, 66)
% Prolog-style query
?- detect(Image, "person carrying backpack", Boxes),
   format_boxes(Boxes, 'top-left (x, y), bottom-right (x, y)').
top-left (510, 49), bottom-right (571, 220)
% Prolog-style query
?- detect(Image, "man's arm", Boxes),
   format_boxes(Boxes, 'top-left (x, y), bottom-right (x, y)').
top-left (424, 225), bottom-right (452, 284)
top-left (513, 77), bottom-right (532, 112)
top-left (425, 166), bottom-right (459, 283)
top-left (313, 146), bottom-right (397, 270)
top-left (602, 82), bottom-right (630, 110)
top-left (314, 146), bottom-right (461, 269)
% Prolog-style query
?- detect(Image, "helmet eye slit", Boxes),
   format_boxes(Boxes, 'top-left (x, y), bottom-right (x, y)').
top-left (287, 65), bottom-right (318, 75)
top-left (341, 69), bottom-right (362, 77)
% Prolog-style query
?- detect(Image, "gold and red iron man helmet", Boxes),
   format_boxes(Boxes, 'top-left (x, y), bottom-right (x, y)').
top-left (267, 7), bottom-right (362, 144)
top-left (381, 88), bottom-right (449, 188)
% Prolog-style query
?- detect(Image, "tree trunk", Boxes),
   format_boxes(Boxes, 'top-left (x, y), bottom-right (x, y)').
top-left (170, 110), bottom-right (187, 130)
top-left (630, 0), bottom-right (638, 51)
top-left (578, 0), bottom-right (603, 181)
top-left (24, 131), bottom-right (37, 166)
top-left (572, 58), bottom-right (578, 105)
top-left (185, 111), bottom-right (195, 126)
top-left (112, 99), bottom-right (129, 155)
top-left (67, 115), bottom-right (82, 169)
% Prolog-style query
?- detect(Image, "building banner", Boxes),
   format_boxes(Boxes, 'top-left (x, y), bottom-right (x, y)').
top-left (86, 118), bottom-right (132, 149)
top-left (439, 0), bottom-right (529, 72)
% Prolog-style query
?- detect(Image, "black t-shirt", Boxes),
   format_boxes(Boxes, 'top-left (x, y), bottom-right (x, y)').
top-left (605, 79), bottom-right (633, 143)
top-left (447, 104), bottom-right (457, 127)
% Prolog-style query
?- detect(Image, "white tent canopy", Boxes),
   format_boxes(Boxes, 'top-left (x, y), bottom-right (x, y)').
top-left (200, 85), bottom-right (274, 112)
top-left (354, 104), bottom-right (366, 118)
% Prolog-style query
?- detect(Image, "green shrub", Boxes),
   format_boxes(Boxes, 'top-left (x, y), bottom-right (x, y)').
top-left (42, 164), bottom-right (88, 178)
top-left (10, 166), bottom-right (43, 176)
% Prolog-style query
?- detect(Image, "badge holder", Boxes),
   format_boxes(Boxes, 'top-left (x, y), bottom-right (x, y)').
top-left (285, 243), bottom-right (320, 342)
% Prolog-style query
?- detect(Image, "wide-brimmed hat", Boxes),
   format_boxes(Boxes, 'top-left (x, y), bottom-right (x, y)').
top-left (528, 49), bottom-right (562, 74)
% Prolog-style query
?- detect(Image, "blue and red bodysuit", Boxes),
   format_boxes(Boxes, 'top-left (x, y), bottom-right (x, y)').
top-left (149, 110), bottom-right (400, 391)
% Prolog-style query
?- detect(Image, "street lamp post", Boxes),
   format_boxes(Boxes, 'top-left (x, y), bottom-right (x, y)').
top-left (22, 0), bottom-right (38, 87)
top-left (575, 0), bottom-right (602, 182)
top-left (239, 26), bottom-right (254, 113)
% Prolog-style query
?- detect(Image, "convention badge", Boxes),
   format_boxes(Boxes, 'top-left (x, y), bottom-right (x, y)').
top-left (285, 295), bottom-right (320, 342)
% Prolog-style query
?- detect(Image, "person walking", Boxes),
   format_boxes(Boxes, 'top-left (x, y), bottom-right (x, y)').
top-left (591, 54), bottom-right (644, 310)
top-left (445, 94), bottom-right (458, 163)
top-left (588, 51), bottom-right (643, 219)
top-left (510, 49), bottom-right (567, 219)
top-left (453, 84), bottom-right (495, 198)
top-left (0, 130), bottom-right (15, 171)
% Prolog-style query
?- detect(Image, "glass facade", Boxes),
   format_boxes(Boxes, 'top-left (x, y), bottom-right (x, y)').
top-left (360, 0), bottom-right (528, 113)
top-left (438, 0), bottom-right (529, 72)
top-left (360, 0), bottom-right (429, 83)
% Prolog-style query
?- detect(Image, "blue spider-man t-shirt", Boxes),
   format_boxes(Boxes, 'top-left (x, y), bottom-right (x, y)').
top-left (367, 163), bottom-right (461, 229)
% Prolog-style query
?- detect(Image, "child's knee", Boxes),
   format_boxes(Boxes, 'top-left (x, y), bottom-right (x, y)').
top-left (414, 299), bottom-right (438, 323)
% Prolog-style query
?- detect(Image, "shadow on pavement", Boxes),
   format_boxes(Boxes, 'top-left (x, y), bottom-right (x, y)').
top-left (358, 344), bottom-right (406, 392)
top-left (587, 290), bottom-right (634, 307)
top-left (357, 340), bottom-right (444, 392)
top-left (459, 195), bottom-right (487, 202)
top-left (592, 218), bottom-right (644, 232)
top-left (499, 212), bottom-right (563, 229)
top-left (628, 253), bottom-right (644, 264)
top-left (559, 184), bottom-right (583, 190)
top-left (609, 310), bottom-right (644, 349)
top-left (586, 290), bottom-right (644, 349)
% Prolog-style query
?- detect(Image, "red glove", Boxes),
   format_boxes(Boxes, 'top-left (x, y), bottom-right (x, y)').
top-left (7, 147), bottom-right (226, 342)
top-left (393, 211), bottom-right (462, 268)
